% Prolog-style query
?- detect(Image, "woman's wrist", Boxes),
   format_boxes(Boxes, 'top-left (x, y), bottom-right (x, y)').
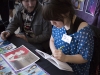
top-left (65, 55), bottom-right (69, 62)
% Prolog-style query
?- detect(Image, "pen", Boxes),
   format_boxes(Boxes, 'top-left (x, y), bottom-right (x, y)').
top-left (58, 46), bottom-right (64, 50)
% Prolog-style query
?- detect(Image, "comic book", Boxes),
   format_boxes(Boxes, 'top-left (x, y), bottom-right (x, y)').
top-left (0, 45), bottom-right (49, 75)
top-left (0, 55), bottom-right (16, 75)
top-left (17, 63), bottom-right (50, 75)
top-left (0, 40), bottom-right (10, 48)
top-left (0, 43), bottom-right (17, 54)
top-left (0, 55), bottom-right (49, 75)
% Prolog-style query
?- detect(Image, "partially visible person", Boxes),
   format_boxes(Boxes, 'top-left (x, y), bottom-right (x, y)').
top-left (42, 0), bottom-right (94, 75)
top-left (72, 0), bottom-right (84, 9)
top-left (9, 0), bottom-right (15, 23)
top-left (15, 0), bottom-right (20, 4)
top-left (38, 0), bottom-right (43, 4)
top-left (0, 0), bottom-right (9, 27)
top-left (0, 0), bottom-right (52, 53)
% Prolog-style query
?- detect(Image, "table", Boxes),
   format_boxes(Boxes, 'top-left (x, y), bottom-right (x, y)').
top-left (8, 35), bottom-right (75, 75)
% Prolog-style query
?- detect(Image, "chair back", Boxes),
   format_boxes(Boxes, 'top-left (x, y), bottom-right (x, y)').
top-left (89, 25), bottom-right (100, 75)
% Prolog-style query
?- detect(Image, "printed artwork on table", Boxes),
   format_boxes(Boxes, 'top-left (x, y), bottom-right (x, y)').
top-left (0, 56), bottom-right (16, 75)
top-left (3, 45), bottom-right (40, 71)
top-left (71, 0), bottom-right (85, 11)
top-left (0, 40), bottom-right (11, 54)
top-left (2, 43), bottom-right (16, 51)
top-left (85, 0), bottom-right (98, 16)
top-left (0, 40), bottom-right (10, 48)
top-left (0, 43), bottom-right (16, 54)
top-left (17, 63), bottom-right (50, 75)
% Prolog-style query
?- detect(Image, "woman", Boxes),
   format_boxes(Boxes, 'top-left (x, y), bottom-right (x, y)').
top-left (42, 0), bottom-right (94, 75)
top-left (72, 0), bottom-right (84, 9)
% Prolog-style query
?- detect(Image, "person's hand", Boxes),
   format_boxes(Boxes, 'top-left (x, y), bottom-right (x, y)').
top-left (15, 34), bottom-right (28, 42)
top-left (0, 31), bottom-right (10, 40)
top-left (53, 50), bottom-right (66, 62)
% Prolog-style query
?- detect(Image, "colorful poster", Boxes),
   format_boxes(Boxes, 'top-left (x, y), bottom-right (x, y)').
top-left (85, 0), bottom-right (98, 16)
top-left (72, 0), bottom-right (85, 11)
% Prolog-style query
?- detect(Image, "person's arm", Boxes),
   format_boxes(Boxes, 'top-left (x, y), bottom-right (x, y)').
top-left (0, 11), bottom-right (21, 40)
top-left (6, 10), bottom-right (21, 35)
top-left (27, 19), bottom-right (52, 43)
top-left (53, 50), bottom-right (87, 64)
top-left (54, 22), bottom-right (93, 64)
top-left (49, 35), bottom-right (86, 63)
top-left (63, 21), bottom-right (88, 64)
top-left (50, 35), bottom-right (57, 54)
top-left (65, 54), bottom-right (87, 63)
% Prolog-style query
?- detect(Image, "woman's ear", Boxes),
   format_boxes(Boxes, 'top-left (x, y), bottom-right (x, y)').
top-left (61, 12), bottom-right (70, 18)
top-left (66, 12), bottom-right (70, 16)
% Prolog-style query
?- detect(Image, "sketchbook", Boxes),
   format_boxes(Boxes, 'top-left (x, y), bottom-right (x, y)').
top-left (35, 49), bottom-right (73, 72)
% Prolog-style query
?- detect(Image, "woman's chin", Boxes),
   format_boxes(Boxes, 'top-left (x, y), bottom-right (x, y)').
top-left (27, 9), bottom-right (34, 13)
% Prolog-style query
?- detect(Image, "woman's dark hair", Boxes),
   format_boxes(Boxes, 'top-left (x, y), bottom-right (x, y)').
top-left (19, 0), bottom-right (22, 2)
top-left (42, 0), bottom-right (75, 23)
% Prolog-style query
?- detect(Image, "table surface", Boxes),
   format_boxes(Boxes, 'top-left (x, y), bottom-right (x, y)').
top-left (8, 35), bottom-right (75, 75)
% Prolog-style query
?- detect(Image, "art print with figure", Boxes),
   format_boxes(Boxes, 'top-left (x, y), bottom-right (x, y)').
top-left (71, 0), bottom-right (85, 11)
top-left (85, 0), bottom-right (98, 16)
top-left (0, 43), bottom-right (16, 54)
top-left (1, 45), bottom-right (40, 72)
top-left (0, 37), bottom-right (16, 54)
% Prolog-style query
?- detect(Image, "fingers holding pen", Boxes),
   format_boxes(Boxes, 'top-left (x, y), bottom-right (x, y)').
top-left (53, 49), bottom-right (66, 62)
top-left (53, 50), bottom-right (62, 58)
top-left (53, 46), bottom-right (64, 57)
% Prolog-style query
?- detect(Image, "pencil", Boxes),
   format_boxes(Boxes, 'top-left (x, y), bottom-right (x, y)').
top-left (58, 46), bottom-right (64, 50)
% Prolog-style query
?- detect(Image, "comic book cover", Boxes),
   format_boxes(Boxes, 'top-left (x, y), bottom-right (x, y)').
top-left (17, 63), bottom-right (50, 75)
top-left (1, 45), bottom-right (40, 72)
top-left (0, 36), bottom-right (16, 54)
top-left (0, 55), bottom-right (16, 75)
top-left (0, 43), bottom-right (16, 54)
top-left (0, 40), bottom-right (10, 48)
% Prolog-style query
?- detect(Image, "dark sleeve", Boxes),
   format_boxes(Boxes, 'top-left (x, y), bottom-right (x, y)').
top-left (6, 11), bottom-right (21, 35)
top-left (27, 19), bottom-right (52, 43)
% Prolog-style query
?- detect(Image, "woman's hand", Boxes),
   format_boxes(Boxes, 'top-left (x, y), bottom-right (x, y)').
top-left (15, 34), bottom-right (28, 42)
top-left (53, 50), bottom-right (67, 62)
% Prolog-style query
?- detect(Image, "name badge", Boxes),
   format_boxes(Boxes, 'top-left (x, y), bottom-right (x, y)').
top-left (61, 34), bottom-right (72, 44)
